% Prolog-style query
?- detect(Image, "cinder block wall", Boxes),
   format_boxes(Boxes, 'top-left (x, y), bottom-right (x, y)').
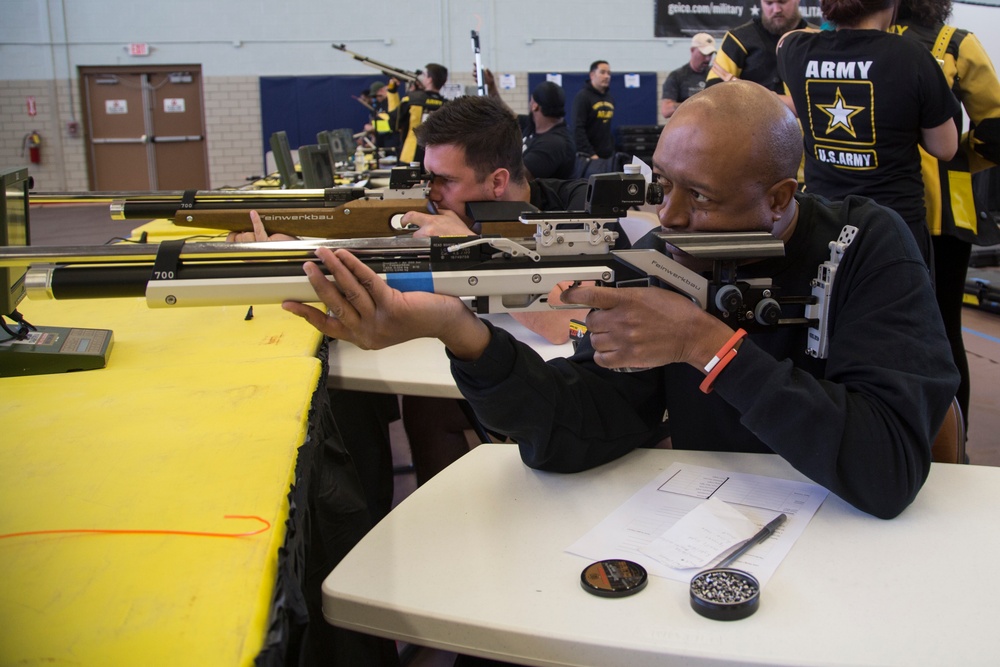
top-left (1, 70), bottom-right (666, 193)
top-left (202, 76), bottom-right (265, 188)
top-left (0, 79), bottom-right (86, 192)
top-left (0, 76), bottom-right (266, 192)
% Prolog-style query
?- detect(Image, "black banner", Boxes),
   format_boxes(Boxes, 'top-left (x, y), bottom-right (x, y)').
top-left (654, 0), bottom-right (825, 37)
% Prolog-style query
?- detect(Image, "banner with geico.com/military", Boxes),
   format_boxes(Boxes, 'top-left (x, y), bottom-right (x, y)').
top-left (655, 0), bottom-right (825, 38)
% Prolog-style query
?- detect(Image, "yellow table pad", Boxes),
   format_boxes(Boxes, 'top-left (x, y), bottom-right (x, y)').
top-left (127, 217), bottom-right (231, 242)
top-left (15, 296), bottom-right (322, 371)
top-left (21, 214), bottom-right (324, 369)
top-left (0, 355), bottom-right (323, 666)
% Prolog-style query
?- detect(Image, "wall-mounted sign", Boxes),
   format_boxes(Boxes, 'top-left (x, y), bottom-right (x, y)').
top-left (27, 96), bottom-right (37, 117)
top-left (105, 99), bottom-right (128, 114)
top-left (163, 98), bottom-right (186, 113)
top-left (127, 43), bottom-right (150, 56)
top-left (440, 82), bottom-right (464, 100)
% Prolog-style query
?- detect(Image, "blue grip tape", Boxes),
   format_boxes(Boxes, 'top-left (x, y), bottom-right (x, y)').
top-left (386, 272), bottom-right (435, 293)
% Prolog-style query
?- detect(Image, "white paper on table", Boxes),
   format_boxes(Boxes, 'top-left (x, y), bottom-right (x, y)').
top-left (565, 462), bottom-right (828, 587)
top-left (640, 496), bottom-right (759, 569)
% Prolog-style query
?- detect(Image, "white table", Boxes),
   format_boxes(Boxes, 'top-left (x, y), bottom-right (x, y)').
top-left (323, 445), bottom-right (1000, 666)
top-left (326, 313), bottom-right (574, 398)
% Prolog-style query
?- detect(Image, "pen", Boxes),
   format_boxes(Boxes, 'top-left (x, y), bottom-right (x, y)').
top-left (717, 513), bottom-right (787, 568)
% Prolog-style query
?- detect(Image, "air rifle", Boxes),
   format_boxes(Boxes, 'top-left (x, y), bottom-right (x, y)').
top-left (6, 223), bottom-right (778, 316)
top-left (103, 165), bottom-right (580, 239)
top-left (332, 43), bottom-right (422, 86)
top-left (111, 165), bottom-right (434, 238)
top-left (2, 173), bottom-right (838, 356)
top-left (35, 166), bottom-right (533, 239)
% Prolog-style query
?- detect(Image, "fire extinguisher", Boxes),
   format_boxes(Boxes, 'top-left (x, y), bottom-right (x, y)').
top-left (22, 131), bottom-right (42, 164)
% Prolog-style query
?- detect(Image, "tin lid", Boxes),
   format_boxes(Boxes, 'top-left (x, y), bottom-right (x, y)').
top-left (580, 559), bottom-right (648, 598)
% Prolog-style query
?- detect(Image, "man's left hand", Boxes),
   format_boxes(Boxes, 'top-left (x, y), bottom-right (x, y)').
top-left (225, 210), bottom-right (298, 243)
top-left (401, 208), bottom-right (475, 237)
top-left (281, 247), bottom-right (491, 360)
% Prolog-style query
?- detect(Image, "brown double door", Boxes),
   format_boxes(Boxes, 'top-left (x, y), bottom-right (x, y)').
top-left (80, 65), bottom-right (209, 191)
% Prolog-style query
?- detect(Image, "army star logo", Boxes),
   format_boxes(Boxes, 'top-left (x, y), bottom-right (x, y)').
top-left (816, 88), bottom-right (864, 138)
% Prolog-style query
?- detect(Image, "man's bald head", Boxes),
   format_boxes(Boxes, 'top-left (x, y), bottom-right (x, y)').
top-left (671, 80), bottom-right (802, 188)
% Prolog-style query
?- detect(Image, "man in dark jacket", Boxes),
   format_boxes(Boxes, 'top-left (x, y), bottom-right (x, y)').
top-left (482, 70), bottom-right (576, 179)
top-left (284, 81), bottom-right (959, 520)
top-left (521, 81), bottom-right (576, 179)
top-left (572, 60), bottom-right (615, 159)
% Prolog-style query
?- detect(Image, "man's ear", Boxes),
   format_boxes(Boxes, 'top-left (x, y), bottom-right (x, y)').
top-left (488, 168), bottom-right (511, 198)
top-left (767, 177), bottom-right (798, 219)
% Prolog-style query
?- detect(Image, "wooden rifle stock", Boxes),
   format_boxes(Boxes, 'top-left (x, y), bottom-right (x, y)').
top-left (173, 197), bottom-right (535, 239)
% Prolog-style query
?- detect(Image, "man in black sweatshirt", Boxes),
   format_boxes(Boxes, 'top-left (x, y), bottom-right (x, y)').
top-left (572, 60), bottom-right (615, 159)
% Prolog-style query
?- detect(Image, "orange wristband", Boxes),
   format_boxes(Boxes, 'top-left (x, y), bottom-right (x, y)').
top-left (699, 329), bottom-right (747, 394)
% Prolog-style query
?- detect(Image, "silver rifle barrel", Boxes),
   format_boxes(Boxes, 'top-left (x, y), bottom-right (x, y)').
top-left (108, 188), bottom-right (365, 219)
top-left (0, 236), bottom-right (431, 269)
top-left (12, 237), bottom-right (435, 301)
top-left (655, 232), bottom-right (785, 260)
top-left (29, 189), bottom-right (318, 205)
top-left (30, 188), bottom-right (360, 218)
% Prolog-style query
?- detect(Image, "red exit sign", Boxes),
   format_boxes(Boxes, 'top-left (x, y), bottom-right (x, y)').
top-left (127, 43), bottom-right (150, 56)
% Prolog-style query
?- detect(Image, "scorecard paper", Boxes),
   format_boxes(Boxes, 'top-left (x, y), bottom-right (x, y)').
top-left (565, 462), bottom-right (829, 586)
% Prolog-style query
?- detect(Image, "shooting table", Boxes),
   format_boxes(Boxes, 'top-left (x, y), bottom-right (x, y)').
top-left (327, 313), bottom-right (574, 398)
top-left (0, 220), bottom-right (325, 666)
top-left (323, 444), bottom-right (1000, 667)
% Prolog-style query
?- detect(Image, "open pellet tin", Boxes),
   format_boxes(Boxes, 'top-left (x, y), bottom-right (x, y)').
top-left (689, 567), bottom-right (760, 621)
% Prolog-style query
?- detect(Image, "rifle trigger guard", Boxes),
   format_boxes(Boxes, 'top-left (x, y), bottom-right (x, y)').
top-left (445, 237), bottom-right (540, 262)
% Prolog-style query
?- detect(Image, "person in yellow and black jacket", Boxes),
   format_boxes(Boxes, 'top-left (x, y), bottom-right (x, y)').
top-left (388, 63), bottom-right (447, 165)
top-left (707, 0), bottom-right (814, 93)
top-left (367, 80), bottom-right (400, 155)
top-left (893, 0), bottom-right (1000, 430)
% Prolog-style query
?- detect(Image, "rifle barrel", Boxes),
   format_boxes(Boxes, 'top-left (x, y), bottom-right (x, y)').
top-left (331, 43), bottom-right (420, 83)
top-left (107, 188), bottom-right (363, 219)
top-left (0, 237), bottom-right (430, 269)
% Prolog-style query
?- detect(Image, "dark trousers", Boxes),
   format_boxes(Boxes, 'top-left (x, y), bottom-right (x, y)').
top-left (932, 234), bottom-right (972, 428)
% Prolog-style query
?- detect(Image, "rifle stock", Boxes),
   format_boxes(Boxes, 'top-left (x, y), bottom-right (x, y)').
top-left (173, 198), bottom-right (535, 239)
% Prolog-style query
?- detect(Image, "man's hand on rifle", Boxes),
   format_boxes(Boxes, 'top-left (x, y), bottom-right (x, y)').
top-left (400, 208), bottom-right (475, 237)
top-left (225, 210), bottom-right (299, 243)
top-left (561, 283), bottom-right (735, 372)
top-left (398, 202), bottom-right (591, 346)
top-left (282, 247), bottom-right (491, 361)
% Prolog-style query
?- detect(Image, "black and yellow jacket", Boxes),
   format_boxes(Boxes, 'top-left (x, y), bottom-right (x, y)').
top-left (707, 17), bottom-right (812, 93)
top-left (894, 21), bottom-right (1000, 243)
top-left (388, 83), bottom-right (445, 164)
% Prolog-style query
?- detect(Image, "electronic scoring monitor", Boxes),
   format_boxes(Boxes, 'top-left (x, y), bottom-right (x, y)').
top-left (0, 166), bottom-right (29, 317)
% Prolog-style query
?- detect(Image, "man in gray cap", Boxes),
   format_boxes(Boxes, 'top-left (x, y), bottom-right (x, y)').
top-left (661, 32), bottom-right (717, 119)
